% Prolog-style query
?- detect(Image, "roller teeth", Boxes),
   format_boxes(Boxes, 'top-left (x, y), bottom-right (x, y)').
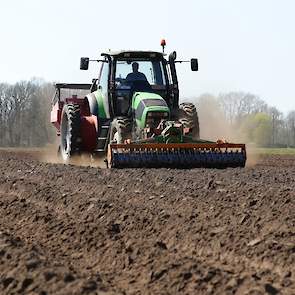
top-left (110, 149), bottom-right (246, 169)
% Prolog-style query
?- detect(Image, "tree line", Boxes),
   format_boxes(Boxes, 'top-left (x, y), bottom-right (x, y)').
top-left (0, 80), bottom-right (55, 147)
top-left (0, 80), bottom-right (294, 148)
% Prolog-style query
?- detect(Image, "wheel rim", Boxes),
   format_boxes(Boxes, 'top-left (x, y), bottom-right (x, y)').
top-left (111, 126), bottom-right (119, 144)
top-left (61, 113), bottom-right (70, 161)
top-left (113, 131), bottom-right (119, 143)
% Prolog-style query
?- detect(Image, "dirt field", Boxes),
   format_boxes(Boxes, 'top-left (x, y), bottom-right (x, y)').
top-left (0, 150), bottom-right (294, 295)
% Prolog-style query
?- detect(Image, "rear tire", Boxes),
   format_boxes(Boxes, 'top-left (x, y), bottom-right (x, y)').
top-left (178, 102), bottom-right (200, 139)
top-left (110, 117), bottom-right (132, 144)
top-left (60, 104), bottom-right (81, 162)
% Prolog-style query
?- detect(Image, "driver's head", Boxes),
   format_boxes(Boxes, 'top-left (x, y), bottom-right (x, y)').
top-left (132, 62), bottom-right (139, 73)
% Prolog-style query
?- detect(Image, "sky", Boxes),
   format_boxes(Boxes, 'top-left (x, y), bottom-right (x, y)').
top-left (0, 0), bottom-right (294, 113)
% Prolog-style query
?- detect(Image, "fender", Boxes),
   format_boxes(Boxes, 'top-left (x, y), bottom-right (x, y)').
top-left (79, 94), bottom-right (99, 151)
top-left (80, 115), bottom-right (98, 151)
top-left (85, 93), bottom-right (99, 116)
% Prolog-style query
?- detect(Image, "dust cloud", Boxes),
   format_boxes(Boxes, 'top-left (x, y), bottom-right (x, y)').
top-left (195, 94), bottom-right (233, 141)
top-left (38, 143), bottom-right (106, 168)
top-left (191, 94), bottom-right (261, 167)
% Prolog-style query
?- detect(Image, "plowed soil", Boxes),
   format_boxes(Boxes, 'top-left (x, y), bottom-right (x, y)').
top-left (0, 150), bottom-right (294, 295)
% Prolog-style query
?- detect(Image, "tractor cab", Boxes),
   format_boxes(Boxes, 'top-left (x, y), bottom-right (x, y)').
top-left (113, 52), bottom-right (169, 117)
top-left (87, 51), bottom-right (172, 118)
top-left (82, 50), bottom-right (198, 119)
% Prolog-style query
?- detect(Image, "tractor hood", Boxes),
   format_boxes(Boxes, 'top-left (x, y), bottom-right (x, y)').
top-left (131, 92), bottom-right (170, 129)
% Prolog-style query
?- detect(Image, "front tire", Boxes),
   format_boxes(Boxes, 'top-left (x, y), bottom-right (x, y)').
top-left (60, 104), bottom-right (81, 162)
top-left (178, 102), bottom-right (200, 139)
top-left (110, 117), bottom-right (132, 144)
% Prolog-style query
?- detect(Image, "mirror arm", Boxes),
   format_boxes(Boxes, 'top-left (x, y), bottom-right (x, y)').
top-left (174, 60), bottom-right (190, 63)
top-left (89, 59), bottom-right (107, 63)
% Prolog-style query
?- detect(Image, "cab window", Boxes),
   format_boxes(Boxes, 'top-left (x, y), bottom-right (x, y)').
top-left (99, 62), bottom-right (109, 94)
top-left (115, 60), bottom-right (166, 88)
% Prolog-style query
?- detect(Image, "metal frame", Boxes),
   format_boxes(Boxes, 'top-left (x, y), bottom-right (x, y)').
top-left (52, 83), bottom-right (91, 104)
top-left (55, 83), bottom-right (91, 90)
top-left (109, 142), bottom-right (246, 151)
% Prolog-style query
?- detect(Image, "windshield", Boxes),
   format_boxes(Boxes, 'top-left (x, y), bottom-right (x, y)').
top-left (115, 59), bottom-right (166, 89)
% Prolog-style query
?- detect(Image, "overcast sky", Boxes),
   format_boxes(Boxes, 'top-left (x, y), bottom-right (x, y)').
top-left (0, 0), bottom-right (294, 113)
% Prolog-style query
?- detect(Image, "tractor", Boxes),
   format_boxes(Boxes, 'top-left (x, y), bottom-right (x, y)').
top-left (51, 41), bottom-right (246, 168)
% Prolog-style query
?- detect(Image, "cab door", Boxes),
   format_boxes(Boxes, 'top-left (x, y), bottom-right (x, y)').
top-left (94, 60), bottom-right (111, 119)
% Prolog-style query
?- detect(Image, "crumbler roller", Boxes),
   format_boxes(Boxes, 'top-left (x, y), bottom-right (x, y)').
top-left (108, 143), bottom-right (246, 169)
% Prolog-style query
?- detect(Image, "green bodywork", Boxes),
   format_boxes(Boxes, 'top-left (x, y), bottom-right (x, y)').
top-left (131, 92), bottom-right (170, 129)
top-left (93, 89), bottom-right (210, 144)
top-left (94, 89), bottom-right (107, 119)
top-left (93, 90), bottom-right (170, 127)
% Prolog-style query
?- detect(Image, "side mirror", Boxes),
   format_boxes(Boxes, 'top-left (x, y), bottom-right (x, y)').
top-left (80, 57), bottom-right (89, 70)
top-left (169, 51), bottom-right (177, 61)
top-left (191, 58), bottom-right (198, 71)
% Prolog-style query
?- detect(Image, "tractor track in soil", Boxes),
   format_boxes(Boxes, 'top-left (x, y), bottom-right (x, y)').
top-left (0, 150), bottom-right (294, 294)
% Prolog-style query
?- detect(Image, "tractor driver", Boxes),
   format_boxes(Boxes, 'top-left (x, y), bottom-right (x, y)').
top-left (126, 62), bottom-right (148, 82)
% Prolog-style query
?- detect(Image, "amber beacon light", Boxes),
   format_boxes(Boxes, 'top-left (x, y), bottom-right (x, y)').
top-left (160, 39), bottom-right (166, 53)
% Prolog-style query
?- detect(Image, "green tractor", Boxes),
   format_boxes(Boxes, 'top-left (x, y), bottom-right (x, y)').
top-left (51, 42), bottom-right (246, 168)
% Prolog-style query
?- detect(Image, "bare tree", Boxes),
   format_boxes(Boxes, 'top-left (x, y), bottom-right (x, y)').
top-left (219, 92), bottom-right (268, 125)
top-left (268, 106), bottom-right (284, 146)
top-left (0, 80), bottom-right (55, 147)
top-left (286, 111), bottom-right (295, 147)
